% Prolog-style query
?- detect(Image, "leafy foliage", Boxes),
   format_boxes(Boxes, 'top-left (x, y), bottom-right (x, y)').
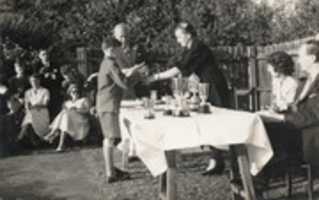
top-left (0, 0), bottom-right (319, 67)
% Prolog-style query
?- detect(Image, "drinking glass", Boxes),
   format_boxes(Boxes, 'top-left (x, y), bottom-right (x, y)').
top-left (171, 77), bottom-right (188, 98)
top-left (142, 97), bottom-right (154, 118)
top-left (198, 83), bottom-right (209, 105)
top-left (150, 90), bottom-right (157, 103)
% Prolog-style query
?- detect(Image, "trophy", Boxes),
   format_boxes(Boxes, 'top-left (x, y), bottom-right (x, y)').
top-left (142, 97), bottom-right (155, 119)
top-left (198, 83), bottom-right (211, 113)
top-left (170, 77), bottom-right (190, 117)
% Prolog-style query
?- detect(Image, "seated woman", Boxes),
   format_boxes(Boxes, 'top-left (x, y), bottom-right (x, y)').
top-left (18, 74), bottom-right (50, 147)
top-left (0, 95), bottom-right (24, 156)
top-left (266, 51), bottom-right (298, 113)
top-left (0, 74), bottom-right (9, 115)
top-left (258, 51), bottom-right (301, 163)
top-left (60, 64), bottom-right (85, 96)
top-left (45, 84), bottom-right (91, 152)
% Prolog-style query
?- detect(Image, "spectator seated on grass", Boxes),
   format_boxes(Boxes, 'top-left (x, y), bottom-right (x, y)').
top-left (35, 49), bottom-right (63, 119)
top-left (60, 64), bottom-right (85, 98)
top-left (8, 58), bottom-right (30, 104)
top-left (18, 74), bottom-right (50, 148)
top-left (0, 74), bottom-right (9, 115)
top-left (45, 84), bottom-right (91, 152)
top-left (0, 95), bottom-right (25, 157)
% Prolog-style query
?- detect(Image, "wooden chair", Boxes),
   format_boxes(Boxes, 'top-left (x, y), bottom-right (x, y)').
top-left (284, 160), bottom-right (314, 200)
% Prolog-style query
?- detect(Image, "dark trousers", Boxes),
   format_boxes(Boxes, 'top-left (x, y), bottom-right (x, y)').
top-left (264, 121), bottom-right (303, 162)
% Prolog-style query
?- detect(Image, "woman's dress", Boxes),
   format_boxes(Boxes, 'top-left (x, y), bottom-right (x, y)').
top-left (50, 98), bottom-right (90, 140)
top-left (22, 87), bottom-right (50, 139)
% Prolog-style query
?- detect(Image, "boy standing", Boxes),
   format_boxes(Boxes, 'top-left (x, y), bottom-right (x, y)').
top-left (96, 38), bottom-right (142, 183)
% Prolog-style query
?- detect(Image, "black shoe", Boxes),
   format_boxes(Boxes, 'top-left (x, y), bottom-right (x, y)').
top-left (128, 156), bottom-right (140, 163)
top-left (107, 168), bottom-right (131, 184)
top-left (201, 160), bottom-right (225, 176)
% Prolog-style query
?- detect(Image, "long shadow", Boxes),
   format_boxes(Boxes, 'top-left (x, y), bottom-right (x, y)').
top-left (0, 180), bottom-right (67, 200)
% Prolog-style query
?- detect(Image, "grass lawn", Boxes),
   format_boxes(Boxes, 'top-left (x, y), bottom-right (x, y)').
top-left (0, 147), bottom-right (318, 200)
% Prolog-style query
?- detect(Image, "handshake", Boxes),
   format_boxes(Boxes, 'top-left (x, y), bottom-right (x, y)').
top-left (122, 62), bottom-right (149, 78)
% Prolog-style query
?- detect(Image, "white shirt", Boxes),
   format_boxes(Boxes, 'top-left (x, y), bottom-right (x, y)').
top-left (25, 87), bottom-right (50, 106)
top-left (272, 76), bottom-right (298, 111)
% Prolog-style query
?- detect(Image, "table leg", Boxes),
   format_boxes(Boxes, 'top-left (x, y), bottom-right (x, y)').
top-left (232, 145), bottom-right (257, 200)
top-left (159, 151), bottom-right (177, 200)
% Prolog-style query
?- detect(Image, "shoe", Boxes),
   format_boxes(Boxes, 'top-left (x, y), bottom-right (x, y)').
top-left (106, 176), bottom-right (117, 183)
top-left (114, 168), bottom-right (131, 180)
top-left (106, 168), bottom-right (131, 183)
top-left (201, 160), bottom-right (225, 176)
top-left (56, 147), bottom-right (65, 153)
top-left (128, 156), bottom-right (140, 163)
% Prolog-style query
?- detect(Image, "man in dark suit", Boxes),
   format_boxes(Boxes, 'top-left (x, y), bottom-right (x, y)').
top-left (258, 40), bottom-right (319, 166)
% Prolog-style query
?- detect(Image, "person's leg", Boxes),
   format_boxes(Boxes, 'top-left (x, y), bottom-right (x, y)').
top-left (202, 147), bottom-right (225, 176)
top-left (103, 138), bottom-right (116, 178)
top-left (17, 124), bottom-right (31, 141)
top-left (44, 129), bottom-right (59, 143)
top-left (56, 131), bottom-right (66, 152)
top-left (17, 124), bottom-right (40, 149)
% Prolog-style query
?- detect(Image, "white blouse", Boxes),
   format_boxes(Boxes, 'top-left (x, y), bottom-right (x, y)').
top-left (271, 76), bottom-right (298, 111)
top-left (25, 87), bottom-right (50, 106)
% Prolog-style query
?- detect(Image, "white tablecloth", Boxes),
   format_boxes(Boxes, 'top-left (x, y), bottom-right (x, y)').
top-left (118, 103), bottom-right (273, 177)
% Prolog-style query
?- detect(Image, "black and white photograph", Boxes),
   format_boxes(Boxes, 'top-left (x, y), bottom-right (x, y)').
top-left (1, 0), bottom-right (319, 199)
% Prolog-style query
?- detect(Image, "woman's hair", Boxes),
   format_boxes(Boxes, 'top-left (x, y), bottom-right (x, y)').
top-left (67, 83), bottom-right (81, 97)
top-left (101, 37), bottom-right (121, 51)
top-left (304, 39), bottom-right (319, 62)
top-left (113, 23), bottom-right (129, 34)
top-left (175, 21), bottom-right (197, 37)
top-left (60, 64), bottom-right (72, 76)
top-left (267, 51), bottom-right (295, 76)
top-left (29, 73), bottom-right (41, 80)
top-left (14, 58), bottom-right (24, 68)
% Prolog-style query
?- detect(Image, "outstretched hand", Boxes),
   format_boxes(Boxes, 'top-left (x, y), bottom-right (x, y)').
top-left (144, 75), bottom-right (157, 85)
top-left (123, 62), bottom-right (147, 77)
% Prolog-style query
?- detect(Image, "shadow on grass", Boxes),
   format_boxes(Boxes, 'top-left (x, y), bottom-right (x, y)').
top-left (0, 180), bottom-right (67, 200)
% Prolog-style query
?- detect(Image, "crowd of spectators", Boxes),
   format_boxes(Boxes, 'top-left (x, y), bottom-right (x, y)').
top-left (0, 43), bottom-right (100, 157)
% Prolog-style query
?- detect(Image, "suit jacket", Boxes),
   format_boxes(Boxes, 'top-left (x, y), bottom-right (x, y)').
top-left (169, 40), bottom-right (231, 108)
top-left (285, 74), bottom-right (319, 165)
top-left (96, 57), bottom-right (128, 114)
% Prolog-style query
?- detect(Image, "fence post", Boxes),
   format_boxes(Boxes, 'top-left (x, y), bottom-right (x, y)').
top-left (77, 47), bottom-right (88, 78)
top-left (247, 46), bottom-right (258, 111)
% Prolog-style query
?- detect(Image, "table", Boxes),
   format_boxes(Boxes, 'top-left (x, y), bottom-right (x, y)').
top-left (118, 102), bottom-right (273, 200)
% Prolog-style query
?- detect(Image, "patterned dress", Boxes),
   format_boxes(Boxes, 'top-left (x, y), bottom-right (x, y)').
top-left (22, 87), bottom-right (50, 138)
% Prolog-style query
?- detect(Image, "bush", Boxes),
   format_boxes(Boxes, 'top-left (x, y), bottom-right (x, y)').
top-left (1, 0), bottom-right (318, 69)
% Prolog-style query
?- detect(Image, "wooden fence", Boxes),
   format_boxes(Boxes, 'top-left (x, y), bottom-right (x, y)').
top-left (76, 34), bottom-right (317, 111)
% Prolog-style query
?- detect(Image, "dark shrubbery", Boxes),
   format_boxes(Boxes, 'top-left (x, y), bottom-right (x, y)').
top-left (1, 0), bottom-right (319, 69)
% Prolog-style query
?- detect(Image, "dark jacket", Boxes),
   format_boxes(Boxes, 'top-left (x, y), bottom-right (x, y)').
top-left (285, 74), bottom-right (319, 165)
top-left (170, 40), bottom-right (230, 107)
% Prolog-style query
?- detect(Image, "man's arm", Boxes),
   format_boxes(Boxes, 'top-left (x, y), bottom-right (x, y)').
top-left (109, 66), bottom-right (128, 90)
